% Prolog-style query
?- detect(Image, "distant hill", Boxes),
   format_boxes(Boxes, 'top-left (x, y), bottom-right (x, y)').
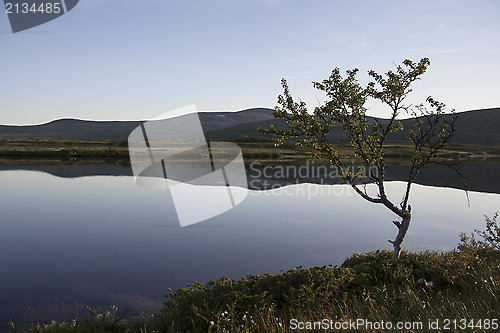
top-left (0, 108), bottom-right (274, 142)
top-left (204, 107), bottom-right (500, 146)
top-left (0, 119), bottom-right (143, 141)
top-left (382, 107), bottom-right (500, 146)
top-left (443, 108), bottom-right (500, 145)
top-left (0, 107), bottom-right (498, 145)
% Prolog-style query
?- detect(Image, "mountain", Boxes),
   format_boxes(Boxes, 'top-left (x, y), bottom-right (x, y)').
top-left (381, 107), bottom-right (500, 146)
top-left (0, 107), bottom-right (498, 145)
top-left (0, 119), bottom-right (143, 141)
top-left (204, 107), bottom-right (500, 146)
top-left (0, 108), bottom-right (274, 141)
top-left (442, 108), bottom-right (500, 145)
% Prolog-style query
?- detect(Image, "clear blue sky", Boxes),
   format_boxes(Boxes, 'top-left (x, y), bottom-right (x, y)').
top-left (1, 0), bottom-right (499, 125)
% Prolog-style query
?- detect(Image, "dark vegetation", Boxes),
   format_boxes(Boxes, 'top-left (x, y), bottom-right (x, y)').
top-left (0, 140), bottom-right (499, 165)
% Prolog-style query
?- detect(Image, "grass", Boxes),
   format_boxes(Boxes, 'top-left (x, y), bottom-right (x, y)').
top-left (9, 215), bottom-right (500, 333)
top-left (0, 140), bottom-right (129, 160)
top-left (1, 139), bottom-right (499, 167)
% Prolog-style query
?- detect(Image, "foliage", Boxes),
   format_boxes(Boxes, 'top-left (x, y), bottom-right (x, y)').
top-left (461, 213), bottom-right (500, 250)
top-left (11, 306), bottom-right (130, 333)
top-left (476, 213), bottom-right (500, 249)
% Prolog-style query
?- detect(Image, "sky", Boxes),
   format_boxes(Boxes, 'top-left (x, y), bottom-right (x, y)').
top-left (0, 0), bottom-right (499, 125)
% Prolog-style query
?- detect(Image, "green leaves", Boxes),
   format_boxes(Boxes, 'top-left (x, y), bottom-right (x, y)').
top-left (366, 58), bottom-right (430, 112)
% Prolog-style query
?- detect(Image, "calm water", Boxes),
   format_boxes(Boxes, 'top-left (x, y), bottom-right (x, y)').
top-left (0, 170), bottom-right (499, 330)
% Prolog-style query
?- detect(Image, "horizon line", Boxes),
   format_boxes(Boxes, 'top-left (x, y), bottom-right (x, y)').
top-left (1, 106), bottom-right (497, 127)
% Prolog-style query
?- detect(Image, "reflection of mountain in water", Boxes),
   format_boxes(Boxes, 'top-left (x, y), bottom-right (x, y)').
top-left (247, 163), bottom-right (499, 194)
top-left (0, 164), bottom-right (133, 178)
top-left (1, 162), bottom-right (499, 194)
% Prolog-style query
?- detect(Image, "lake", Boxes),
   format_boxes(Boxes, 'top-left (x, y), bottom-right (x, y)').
top-left (0, 166), bottom-right (499, 330)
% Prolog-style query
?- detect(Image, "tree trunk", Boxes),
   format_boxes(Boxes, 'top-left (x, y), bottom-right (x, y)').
top-left (392, 213), bottom-right (411, 261)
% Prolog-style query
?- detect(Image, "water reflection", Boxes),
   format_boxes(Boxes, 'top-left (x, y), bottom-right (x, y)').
top-left (0, 170), bottom-right (498, 330)
top-left (1, 161), bottom-right (499, 194)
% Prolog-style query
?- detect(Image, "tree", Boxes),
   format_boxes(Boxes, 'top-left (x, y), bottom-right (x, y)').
top-left (260, 58), bottom-right (462, 261)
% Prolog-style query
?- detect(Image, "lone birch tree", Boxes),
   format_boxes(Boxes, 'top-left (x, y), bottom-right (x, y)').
top-left (260, 58), bottom-right (461, 261)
